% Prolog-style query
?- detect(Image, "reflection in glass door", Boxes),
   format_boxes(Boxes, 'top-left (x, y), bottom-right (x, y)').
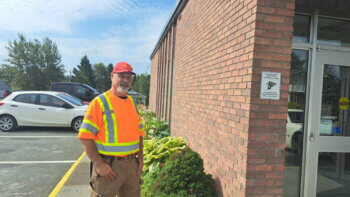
top-left (316, 65), bottom-right (350, 196)
top-left (317, 153), bottom-right (350, 196)
top-left (304, 50), bottom-right (350, 197)
top-left (283, 49), bottom-right (309, 197)
top-left (320, 65), bottom-right (350, 137)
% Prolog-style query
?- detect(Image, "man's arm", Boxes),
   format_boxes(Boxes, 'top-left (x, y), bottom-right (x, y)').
top-left (137, 136), bottom-right (143, 178)
top-left (80, 139), bottom-right (117, 181)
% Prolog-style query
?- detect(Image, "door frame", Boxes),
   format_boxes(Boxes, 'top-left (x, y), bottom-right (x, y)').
top-left (303, 49), bottom-right (350, 196)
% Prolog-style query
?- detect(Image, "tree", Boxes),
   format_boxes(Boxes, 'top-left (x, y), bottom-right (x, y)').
top-left (0, 64), bottom-right (20, 90)
top-left (93, 63), bottom-right (108, 92)
top-left (72, 55), bottom-right (95, 87)
top-left (106, 63), bottom-right (114, 89)
top-left (4, 34), bottom-right (65, 90)
top-left (131, 73), bottom-right (150, 105)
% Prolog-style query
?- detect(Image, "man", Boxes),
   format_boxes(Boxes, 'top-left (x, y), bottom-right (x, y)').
top-left (3, 90), bottom-right (10, 98)
top-left (78, 61), bottom-right (144, 197)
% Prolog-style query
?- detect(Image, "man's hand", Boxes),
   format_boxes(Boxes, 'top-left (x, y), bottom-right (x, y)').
top-left (137, 159), bottom-right (143, 178)
top-left (95, 161), bottom-right (117, 181)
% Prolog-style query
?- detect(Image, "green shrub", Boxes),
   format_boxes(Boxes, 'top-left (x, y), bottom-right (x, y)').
top-left (149, 148), bottom-right (216, 197)
top-left (143, 137), bottom-right (187, 172)
top-left (139, 108), bottom-right (216, 197)
top-left (142, 165), bottom-right (162, 197)
top-left (139, 107), bottom-right (170, 139)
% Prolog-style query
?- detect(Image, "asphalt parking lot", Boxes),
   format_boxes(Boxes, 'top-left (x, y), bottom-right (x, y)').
top-left (0, 127), bottom-right (83, 197)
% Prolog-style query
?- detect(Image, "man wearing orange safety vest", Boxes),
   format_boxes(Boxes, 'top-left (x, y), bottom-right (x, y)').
top-left (78, 61), bottom-right (144, 197)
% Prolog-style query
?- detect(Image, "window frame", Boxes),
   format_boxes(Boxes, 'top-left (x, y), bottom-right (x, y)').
top-left (38, 94), bottom-right (71, 108)
top-left (12, 93), bottom-right (38, 105)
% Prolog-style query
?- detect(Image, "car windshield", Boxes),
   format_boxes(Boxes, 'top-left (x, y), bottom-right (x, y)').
top-left (56, 93), bottom-right (83, 106)
top-left (83, 84), bottom-right (99, 94)
top-left (288, 112), bottom-right (304, 123)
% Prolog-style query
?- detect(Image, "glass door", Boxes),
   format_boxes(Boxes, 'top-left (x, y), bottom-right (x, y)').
top-left (304, 50), bottom-right (350, 196)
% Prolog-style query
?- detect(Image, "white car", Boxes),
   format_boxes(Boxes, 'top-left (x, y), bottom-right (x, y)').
top-left (0, 91), bottom-right (88, 132)
top-left (286, 109), bottom-right (304, 150)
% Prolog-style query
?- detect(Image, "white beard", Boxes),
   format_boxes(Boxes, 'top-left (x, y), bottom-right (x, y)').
top-left (117, 84), bottom-right (130, 93)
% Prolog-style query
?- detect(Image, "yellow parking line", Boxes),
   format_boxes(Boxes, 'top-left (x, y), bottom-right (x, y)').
top-left (48, 152), bottom-right (86, 197)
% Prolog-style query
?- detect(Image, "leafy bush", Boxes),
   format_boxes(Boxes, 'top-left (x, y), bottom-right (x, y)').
top-left (139, 107), bottom-right (170, 139)
top-left (141, 165), bottom-right (162, 197)
top-left (139, 107), bottom-right (216, 197)
top-left (143, 137), bottom-right (187, 172)
top-left (143, 148), bottom-right (216, 197)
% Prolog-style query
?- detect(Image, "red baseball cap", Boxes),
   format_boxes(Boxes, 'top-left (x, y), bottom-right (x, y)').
top-left (112, 61), bottom-right (136, 75)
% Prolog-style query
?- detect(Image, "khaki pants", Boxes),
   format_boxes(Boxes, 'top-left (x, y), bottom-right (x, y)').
top-left (90, 157), bottom-right (141, 197)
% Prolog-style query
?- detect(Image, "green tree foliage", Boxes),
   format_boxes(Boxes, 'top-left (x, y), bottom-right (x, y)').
top-left (106, 63), bottom-right (114, 89)
top-left (4, 34), bottom-right (65, 90)
top-left (72, 55), bottom-right (95, 87)
top-left (0, 64), bottom-right (20, 90)
top-left (93, 63), bottom-right (109, 92)
top-left (131, 73), bottom-right (150, 105)
top-left (291, 52), bottom-right (305, 72)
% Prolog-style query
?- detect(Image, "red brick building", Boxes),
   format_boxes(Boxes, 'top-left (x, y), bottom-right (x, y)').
top-left (149, 0), bottom-right (350, 196)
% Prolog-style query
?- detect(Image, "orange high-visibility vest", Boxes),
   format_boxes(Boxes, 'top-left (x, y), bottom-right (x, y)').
top-left (78, 90), bottom-right (144, 156)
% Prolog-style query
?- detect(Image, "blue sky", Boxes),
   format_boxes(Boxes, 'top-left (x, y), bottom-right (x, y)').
top-left (0, 0), bottom-right (177, 75)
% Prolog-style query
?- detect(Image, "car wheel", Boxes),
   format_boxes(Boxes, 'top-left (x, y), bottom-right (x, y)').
top-left (72, 117), bottom-right (83, 132)
top-left (0, 115), bottom-right (17, 132)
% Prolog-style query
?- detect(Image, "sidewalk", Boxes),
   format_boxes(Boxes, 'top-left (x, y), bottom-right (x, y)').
top-left (53, 152), bottom-right (90, 197)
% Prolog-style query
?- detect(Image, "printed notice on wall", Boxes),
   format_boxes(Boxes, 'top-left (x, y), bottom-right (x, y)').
top-left (260, 71), bottom-right (281, 100)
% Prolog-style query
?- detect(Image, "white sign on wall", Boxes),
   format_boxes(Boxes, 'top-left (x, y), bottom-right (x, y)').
top-left (260, 71), bottom-right (281, 100)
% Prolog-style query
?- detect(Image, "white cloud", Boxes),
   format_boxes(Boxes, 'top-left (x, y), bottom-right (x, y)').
top-left (56, 7), bottom-right (172, 74)
top-left (0, 0), bottom-right (175, 74)
top-left (0, 0), bottom-right (128, 34)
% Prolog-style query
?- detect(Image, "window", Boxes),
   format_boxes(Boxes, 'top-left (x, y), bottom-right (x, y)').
top-left (74, 85), bottom-right (87, 94)
top-left (39, 94), bottom-right (66, 108)
top-left (56, 93), bottom-right (82, 106)
top-left (317, 17), bottom-right (350, 47)
top-left (293, 14), bottom-right (311, 43)
top-left (288, 111), bottom-right (305, 123)
top-left (83, 84), bottom-right (99, 93)
top-left (13, 94), bottom-right (37, 104)
top-left (55, 84), bottom-right (72, 92)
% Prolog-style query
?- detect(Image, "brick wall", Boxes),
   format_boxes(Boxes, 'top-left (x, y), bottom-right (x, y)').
top-left (150, 0), bottom-right (295, 196)
top-left (149, 51), bottom-right (158, 111)
top-left (171, 0), bottom-right (258, 196)
top-left (246, 0), bottom-right (295, 196)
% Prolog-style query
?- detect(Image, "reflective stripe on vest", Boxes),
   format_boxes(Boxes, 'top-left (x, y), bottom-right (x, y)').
top-left (96, 143), bottom-right (139, 153)
top-left (95, 93), bottom-right (139, 155)
top-left (96, 94), bottom-right (117, 143)
top-left (80, 119), bottom-right (100, 135)
top-left (128, 95), bottom-right (138, 113)
top-left (127, 95), bottom-right (144, 131)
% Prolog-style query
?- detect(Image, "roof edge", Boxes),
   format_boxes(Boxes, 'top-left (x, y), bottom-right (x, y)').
top-left (149, 0), bottom-right (188, 59)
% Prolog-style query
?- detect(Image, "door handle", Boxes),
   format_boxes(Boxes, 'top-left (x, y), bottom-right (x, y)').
top-left (309, 132), bottom-right (315, 141)
top-left (10, 105), bottom-right (18, 107)
top-left (38, 108), bottom-right (46, 110)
